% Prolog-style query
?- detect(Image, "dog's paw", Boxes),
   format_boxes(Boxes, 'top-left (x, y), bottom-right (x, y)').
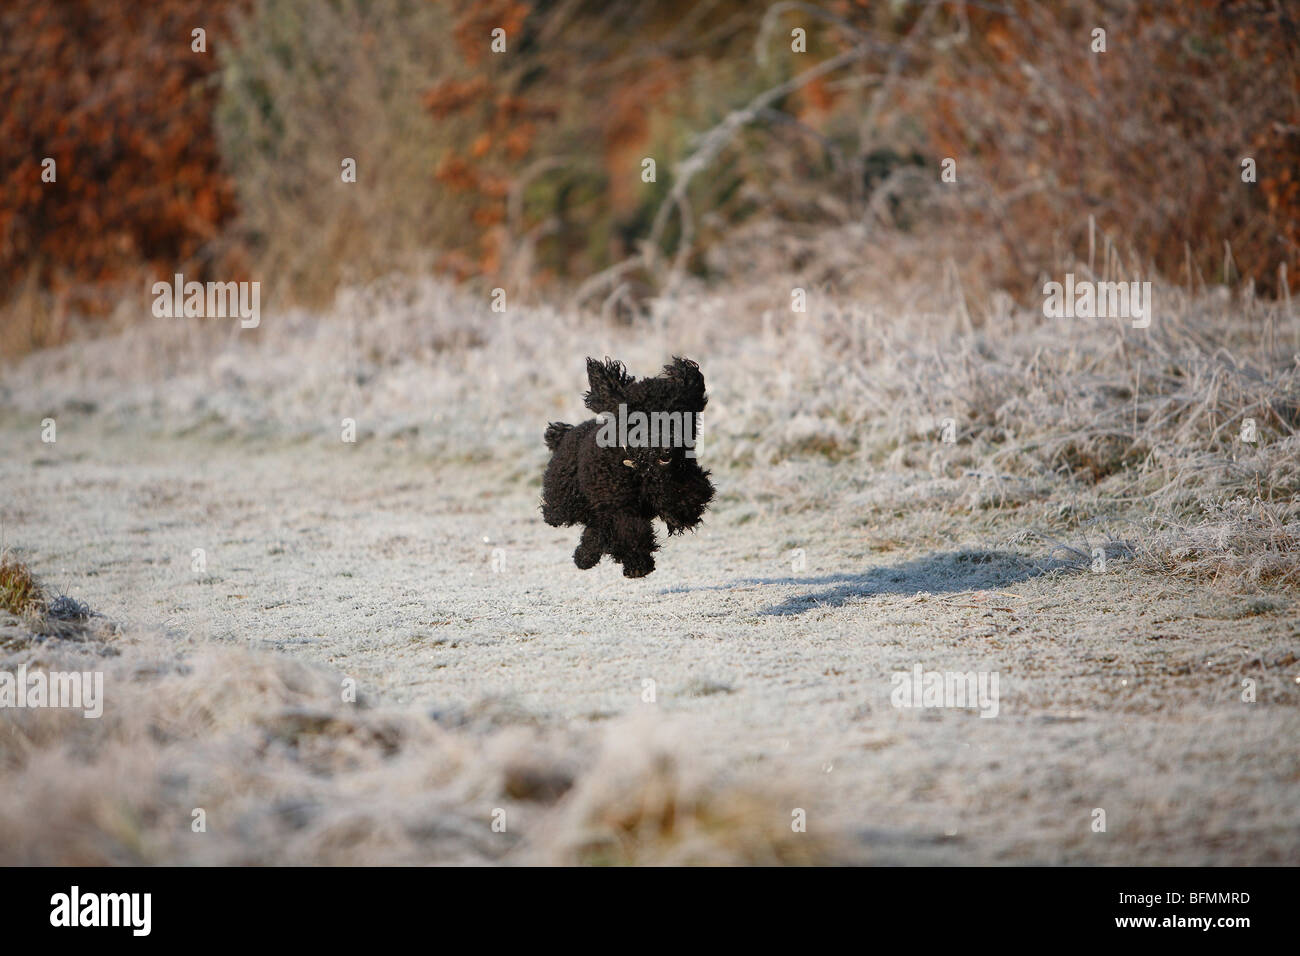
top-left (574, 546), bottom-right (601, 570)
top-left (622, 555), bottom-right (655, 578)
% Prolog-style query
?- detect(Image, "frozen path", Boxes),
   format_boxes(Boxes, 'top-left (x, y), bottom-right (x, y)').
top-left (2, 422), bottom-right (1296, 864)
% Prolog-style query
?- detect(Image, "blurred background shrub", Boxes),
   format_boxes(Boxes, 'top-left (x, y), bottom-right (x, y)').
top-left (1, 0), bottom-right (244, 354)
top-left (215, 0), bottom-right (455, 304)
top-left (2, 0), bottom-right (1297, 355)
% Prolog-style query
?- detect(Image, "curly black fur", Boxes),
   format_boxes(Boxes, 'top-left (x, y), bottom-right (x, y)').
top-left (541, 356), bottom-right (715, 577)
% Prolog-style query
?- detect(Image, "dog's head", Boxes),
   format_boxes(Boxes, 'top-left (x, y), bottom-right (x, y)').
top-left (585, 356), bottom-right (707, 473)
top-left (584, 356), bottom-right (706, 416)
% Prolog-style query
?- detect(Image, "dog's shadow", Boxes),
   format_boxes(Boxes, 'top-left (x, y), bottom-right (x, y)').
top-left (662, 549), bottom-right (1083, 616)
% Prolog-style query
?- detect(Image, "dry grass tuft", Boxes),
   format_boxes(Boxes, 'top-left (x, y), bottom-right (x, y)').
top-left (547, 743), bottom-right (830, 866)
top-left (0, 554), bottom-right (113, 646)
top-left (1133, 498), bottom-right (1300, 589)
top-left (0, 552), bottom-right (45, 618)
top-left (0, 633), bottom-right (834, 865)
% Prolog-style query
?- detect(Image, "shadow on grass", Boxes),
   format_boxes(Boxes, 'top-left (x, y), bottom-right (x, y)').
top-left (662, 549), bottom-right (1084, 616)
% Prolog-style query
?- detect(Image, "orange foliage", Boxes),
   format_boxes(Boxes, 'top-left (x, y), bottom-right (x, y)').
top-left (0, 0), bottom-right (247, 303)
top-left (918, 0), bottom-right (1299, 294)
top-left (451, 0), bottom-right (529, 67)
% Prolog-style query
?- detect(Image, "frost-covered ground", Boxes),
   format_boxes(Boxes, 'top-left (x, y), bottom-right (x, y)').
top-left (1, 276), bottom-right (1297, 864)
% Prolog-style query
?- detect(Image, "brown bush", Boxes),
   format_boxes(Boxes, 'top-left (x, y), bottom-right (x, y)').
top-left (914, 0), bottom-right (1300, 297)
top-left (0, 1), bottom-right (245, 299)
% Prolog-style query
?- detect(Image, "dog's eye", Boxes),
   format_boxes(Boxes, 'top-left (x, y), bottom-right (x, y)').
top-left (657, 457), bottom-right (671, 466)
top-left (623, 459), bottom-right (635, 468)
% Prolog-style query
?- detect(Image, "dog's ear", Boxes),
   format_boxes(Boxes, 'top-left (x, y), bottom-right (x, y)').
top-left (662, 356), bottom-right (707, 413)
top-left (584, 357), bottom-right (631, 413)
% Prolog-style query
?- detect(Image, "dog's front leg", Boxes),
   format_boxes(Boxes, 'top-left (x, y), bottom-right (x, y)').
top-left (659, 460), bottom-right (716, 535)
top-left (608, 513), bottom-right (658, 578)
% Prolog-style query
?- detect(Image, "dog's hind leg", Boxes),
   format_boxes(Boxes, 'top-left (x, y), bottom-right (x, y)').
top-left (543, 493), bottom-right (584, 528)
top-left (541, 439), bottom-right (585, 527)
top-left (573, 524), bottom-right (603, 569)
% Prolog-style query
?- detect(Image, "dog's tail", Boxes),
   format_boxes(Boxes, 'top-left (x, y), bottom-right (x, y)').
top-left (544, 421), bottom-right (573, 452)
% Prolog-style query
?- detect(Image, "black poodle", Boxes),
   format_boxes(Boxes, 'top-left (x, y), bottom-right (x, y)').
top-left (541, 356), bottom-right (715, 577)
